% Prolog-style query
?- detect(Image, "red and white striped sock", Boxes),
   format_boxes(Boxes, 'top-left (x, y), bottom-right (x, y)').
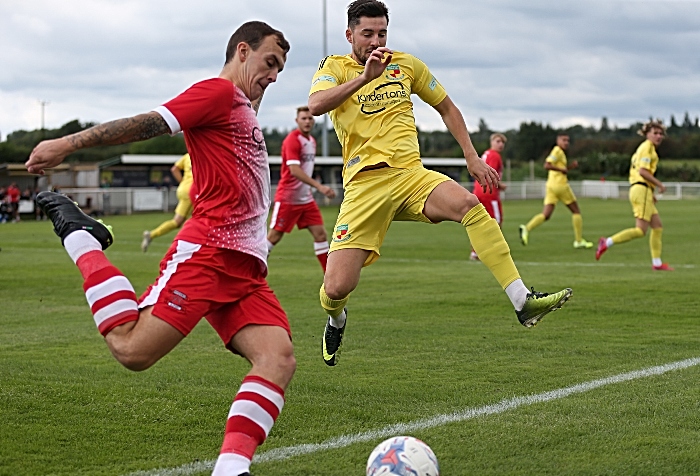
top-left (212, 375), bottom-right (285, 476)
top-left (64, 231), bottom-right (139, 336)
top-left (83, 266), bottom-right (139, 336)
top-left (314, 241), bottom-right (329, 272)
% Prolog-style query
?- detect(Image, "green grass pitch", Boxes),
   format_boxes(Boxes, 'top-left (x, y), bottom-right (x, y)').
top-left (1, 198), bottom-right (699, 475)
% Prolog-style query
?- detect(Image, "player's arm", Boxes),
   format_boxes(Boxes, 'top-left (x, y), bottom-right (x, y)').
top-left (544, 162), bottom-right (567, 174)
top-left (26, 112), bottom-right (170, 175)
top-left (170, 164), bottom-right (184, 183)
top-left (288, 164), bottom-right (336, 198)
top-left (308, 48), bottom-right (393, 116)
top-left (433, 96), bottom-right (499, 193)
top-left (638, 167), bottom-right (665, 193)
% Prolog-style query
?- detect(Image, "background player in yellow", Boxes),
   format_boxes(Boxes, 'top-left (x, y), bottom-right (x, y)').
top-left (519, 133), bottom-right (593, 249)
top-left (309, 0), bottom-right (573, 367)
top-left (596, 120), bottom-right (673, 270)
top-left (141, 153), bottom-right (193, 252)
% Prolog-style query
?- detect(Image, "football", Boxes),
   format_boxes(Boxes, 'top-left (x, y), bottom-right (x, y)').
top-left (366, 436), bottom-right (440, 476)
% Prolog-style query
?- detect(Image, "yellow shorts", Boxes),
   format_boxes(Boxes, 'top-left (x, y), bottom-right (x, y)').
top-left (544, 182), bottom-right (576, 206)
top-left (330, 166), bottom-right (451, 267)
top-left (174, 186), bottom-right (193, 218)
top-left (629, 183), bottom-right (657, 222)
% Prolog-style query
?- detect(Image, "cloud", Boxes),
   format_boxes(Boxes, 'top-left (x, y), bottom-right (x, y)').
top-left (1, 0), bottom-right (698, 139)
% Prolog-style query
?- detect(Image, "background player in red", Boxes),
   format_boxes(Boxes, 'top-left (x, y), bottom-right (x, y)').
top-left (471, 133), bottom-right (508, 260)
top-left (267, 106), bottom-right (336, 272)
top-left (6, 182), bottom-right (20, 222)
top-left (25, 21), bottom-right (293, 476)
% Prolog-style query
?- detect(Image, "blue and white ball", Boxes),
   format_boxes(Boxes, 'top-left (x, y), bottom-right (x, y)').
top-left (366, 436), bottom-right (440, 476)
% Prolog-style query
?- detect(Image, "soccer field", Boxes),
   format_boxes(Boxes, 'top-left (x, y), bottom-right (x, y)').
top-left (1, 198), bottom-right (699, 476)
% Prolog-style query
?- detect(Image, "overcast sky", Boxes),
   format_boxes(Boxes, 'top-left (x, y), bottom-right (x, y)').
top-left (1, 0), bottom-right (699, 140)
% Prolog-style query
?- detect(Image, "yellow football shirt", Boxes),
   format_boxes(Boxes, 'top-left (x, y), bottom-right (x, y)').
top-left (545, 146), bottom-right (568, 186)
top-left (174, 153), bottom-right (193, 192)
top-left (629, 140), bottom-right (658, 189)
top-left (309, 52), bottom-right (447, 185)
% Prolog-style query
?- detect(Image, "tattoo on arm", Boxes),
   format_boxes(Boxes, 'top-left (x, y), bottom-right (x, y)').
top-left (65, 113), bottom-right (171, 149)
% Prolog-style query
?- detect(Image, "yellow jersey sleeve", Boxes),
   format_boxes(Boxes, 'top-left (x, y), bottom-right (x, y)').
top-left (410, 56), bottom-right (447, 107)
top-left (545, 146), bottom-right (568, 185)
top-left (309, 56), bottom-right (344, 95)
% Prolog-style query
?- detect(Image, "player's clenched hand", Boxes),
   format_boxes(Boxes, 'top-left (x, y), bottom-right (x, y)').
top-left (319, 185), bottom-right (337, 199)
top-left (25, 138), bottom-right (74, 175)
top-left (466, 156), bottom-right (499, 194)
top-left (362, 47), bottom-right (393, 82)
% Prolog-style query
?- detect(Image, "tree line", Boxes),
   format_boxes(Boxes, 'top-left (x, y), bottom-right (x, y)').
top-left (2, 114), bottom-right (699, 180)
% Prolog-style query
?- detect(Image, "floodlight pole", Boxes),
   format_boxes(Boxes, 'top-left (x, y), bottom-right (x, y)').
top-left (39, 100), bottom-right (50, 130)
top-left (322, 0), bottom-right (329, 157)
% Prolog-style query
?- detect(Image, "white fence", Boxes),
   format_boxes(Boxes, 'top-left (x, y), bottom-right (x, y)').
top-left (493, 180), bottom-right (700, 201)
top-left (53, 188), bottom-right (178, 215)
top-left (54, 181), bottom-right (700, 216)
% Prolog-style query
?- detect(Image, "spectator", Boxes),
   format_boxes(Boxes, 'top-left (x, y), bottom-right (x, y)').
top-left (7, 182), bottom-right (20, 222)
top-left (0, 187), bottom-right (8, 223)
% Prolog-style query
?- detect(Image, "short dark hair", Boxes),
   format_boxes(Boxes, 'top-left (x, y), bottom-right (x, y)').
top-left (224, 21), bottom-right (290, 65)
top-left (296, 106), bottom-right (310, 115)
top-left (347, 0), bottom-right (389, 30)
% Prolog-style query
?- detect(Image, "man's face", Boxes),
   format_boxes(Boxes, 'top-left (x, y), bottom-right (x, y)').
top-left (647, 127), bottom-right (665, 147)
top-left (241, 35), bottom-right (286, 101)
top-left (346, 16), bottom-right (388, 65)
top-left (491, 137), bottom-right (505, 152)
top-left (557, 135), bottom-right (570, 151)
top-left (296, 110), bottom-right (315, 134)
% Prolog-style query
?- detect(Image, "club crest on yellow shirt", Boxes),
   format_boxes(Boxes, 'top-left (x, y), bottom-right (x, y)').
top-left (334, 224), bottom-right (352, 242)
top-left (385, 64), bottom-right (404, 81)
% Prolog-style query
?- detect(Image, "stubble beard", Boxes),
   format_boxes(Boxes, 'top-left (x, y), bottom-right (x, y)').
top-left (353, 44), bottom-right (374, 65)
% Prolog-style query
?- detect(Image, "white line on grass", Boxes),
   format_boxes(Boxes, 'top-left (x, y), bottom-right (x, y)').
top-left (125, 356), bottom-right (700, 476)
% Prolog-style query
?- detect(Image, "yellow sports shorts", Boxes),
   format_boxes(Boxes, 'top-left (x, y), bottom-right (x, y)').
top-left (330, 165), bottom-right (451, 267)
top-left (174, 185), bottom-right (193, 218)
top-left (629, 183), bottom-right (657, 222)
top-left (544, 182), bottom-right (576, 206)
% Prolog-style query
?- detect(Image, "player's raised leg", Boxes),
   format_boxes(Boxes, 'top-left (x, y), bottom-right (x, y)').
top-left (520, 204), bottom-right (552, 246)
top-left (37, 191), bottom-right (185, 369)
top-left (213, 324), bottom-right (295, 476)
top-left (423, 181), bottom-right (572, 327)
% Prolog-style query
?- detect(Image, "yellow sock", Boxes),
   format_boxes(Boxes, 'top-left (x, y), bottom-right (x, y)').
top-left (462, 204), bottom-right (520, 289)
top-left (650, 228), bottom-right (663, 260)
top-left (320, 284), bottom-right (349, 318)
top-left (150, 219), bottom-right (179, 239)
top-left (611, 227), bottom-right (644, 245)
top-left (526, 213), bottom-right (546, 232)
top-left (572, 213), bottom-right (583, 242)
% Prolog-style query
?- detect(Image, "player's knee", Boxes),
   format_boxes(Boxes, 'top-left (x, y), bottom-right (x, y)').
top-left (110, 342), bottom-right (158, 372)
top-left (324, 280), bottom-right (352, 300)
top-left (455, 192), bottom-right (480, 217)
top-left (254, 345), bottom-right (297, 384)
top-left (278, 350), bottom-right (297, 379)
